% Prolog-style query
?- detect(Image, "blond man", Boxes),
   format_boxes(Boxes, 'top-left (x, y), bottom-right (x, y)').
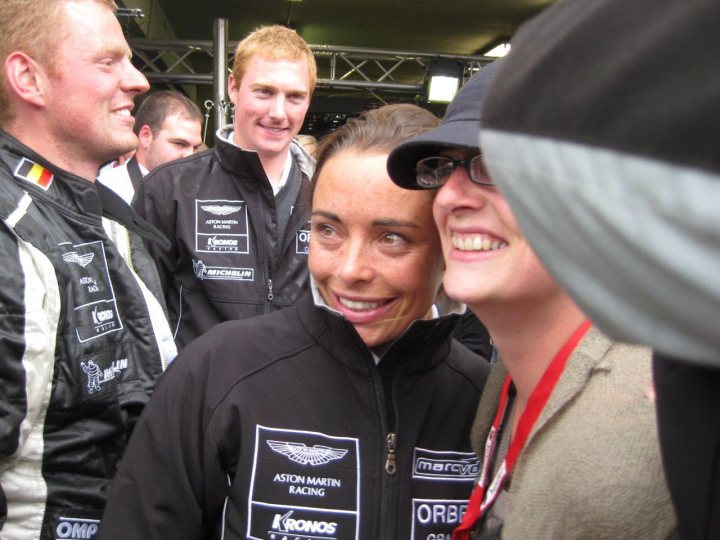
top-left (133, 25), bottom-right (317, 349)
top-left (0, 1), bottom-right (176, 538)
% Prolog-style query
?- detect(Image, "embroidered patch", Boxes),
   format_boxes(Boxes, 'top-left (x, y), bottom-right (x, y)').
top-left (195, 199), bottom-right (250, 254)
top-left (55, 516), bottom-right (100, 539)
top-left (267, 440), bottom-right (348, 466)
top-left (14, 157), bottom-right (54, 190)
top-left (296, 220), bottom-right (311, 255)
top-left (59, 239), bottom-right (123, 342)
top-left (247, 425), bottom-right (361, 539)
top-left (411, 499), bottom-right (469, 540)
top-left (192, 258), bottom-right (254, 281)
top-left (81, 357), bottom-right (129, 395)
top-left (412, 448), bottom-right (480, 482)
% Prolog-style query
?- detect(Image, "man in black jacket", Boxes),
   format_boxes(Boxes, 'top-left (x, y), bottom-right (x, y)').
top-left (133, 25), bottom-right (317, 349)
top-left (0, 0), bottom-right (176, 538)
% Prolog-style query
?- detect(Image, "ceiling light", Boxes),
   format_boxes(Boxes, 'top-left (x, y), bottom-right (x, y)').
top-left (428, 76), bottom-right (460, 103)
top-left (484, 43), bottom-right (511, 58)
top-left (427, 59), bottom-right (463, 103)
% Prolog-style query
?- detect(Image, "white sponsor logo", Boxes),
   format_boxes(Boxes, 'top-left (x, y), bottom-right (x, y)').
top-left (296, 228), bottom-right (311, 255)
top-left (62, 240), bottom-right (123, 343)
top-left (415, 501), bottom-right (467, 525)
top-left (62, 251), bottom-right (95, 267)
top-left (192, 259), bottom-right (207, 279)
top-left (91, 306), bottom-right (114, 325)
top-left (414, 457), bottom-right (479, 479)
top-left (413, 449), bottom-right (479, 481)
top-left (56, 517), bottom-right (100, 539)
top-left (207, 236), bottom-right (238, 248)
top-left (81, 358), bottom-right (128, 394)
top-left (192, 259), bottom-right (253, 281)
top-left (273, 473), bottom-right (342, 497)
top-left (411, 499), bottom-right (469, 540)
top-left (79, 276), bottom-right (99, 293)
top-left (201, 204), bottom-right (242, 216)
top-left (270, 510), bottom-right (338, 536)
top-left (267, 440), bottom-right (348, 466)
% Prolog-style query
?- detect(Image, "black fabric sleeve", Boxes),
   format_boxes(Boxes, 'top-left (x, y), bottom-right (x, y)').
top-left (0, 225), bottom-right (25, 532)
top-left (97, 344), bottom-right (231, 539)
top-left (131, 172), bottom-right (178, 296)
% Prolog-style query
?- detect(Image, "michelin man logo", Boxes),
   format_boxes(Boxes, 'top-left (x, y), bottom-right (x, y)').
top-left (267, 440), bottom-right (348, 466)
top-left (81, 360), bottom-right (103, 394)
top-left (193, 259), bottom-right (207, 280)
top-left (81, 359), bottom-right (128, 394)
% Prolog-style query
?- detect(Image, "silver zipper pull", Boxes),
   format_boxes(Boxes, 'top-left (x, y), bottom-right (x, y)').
top-left (385, 432), bottom-right (397, 475)
top-left (267, 279), bottom-right (274, 301)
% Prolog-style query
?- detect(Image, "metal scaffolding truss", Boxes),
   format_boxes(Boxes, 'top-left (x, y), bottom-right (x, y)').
top-left (129, 38), bottom-right (218, 86)
top-left (128, 19), bottom-right (494, 131)
top-left (128, 39), bottom-right (492, 94)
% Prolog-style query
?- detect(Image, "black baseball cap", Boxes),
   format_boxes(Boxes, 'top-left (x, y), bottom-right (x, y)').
top-left (387, 61), bottom-right (498, 189)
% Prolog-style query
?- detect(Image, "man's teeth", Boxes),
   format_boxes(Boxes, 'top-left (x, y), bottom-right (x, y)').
top-left (452, 235), bottom-right (507, 252)
top-left (339, 297), bottom-right (384, 310)
top-left (115, 109), bottom-right (131, 117)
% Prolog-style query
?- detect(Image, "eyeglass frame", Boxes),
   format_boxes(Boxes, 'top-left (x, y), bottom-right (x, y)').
top-left (415, 153), bottom-right (494, 188)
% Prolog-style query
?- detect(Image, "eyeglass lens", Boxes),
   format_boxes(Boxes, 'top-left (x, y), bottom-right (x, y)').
top-left (416, 155), bottom-right (492, 188)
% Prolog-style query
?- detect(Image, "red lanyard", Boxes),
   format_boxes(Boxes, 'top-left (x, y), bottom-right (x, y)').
top-left (453, 321), bottom-right (591, 540)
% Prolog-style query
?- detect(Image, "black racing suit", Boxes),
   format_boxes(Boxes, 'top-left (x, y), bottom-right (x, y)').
top-left (133, 128), bottom-right (315, 349)
top-left (0, 129), bottom-right (176, 539)
top-left (98, 293), bottom-right (490, 539)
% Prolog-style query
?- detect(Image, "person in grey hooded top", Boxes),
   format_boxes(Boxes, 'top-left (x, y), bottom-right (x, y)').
top-left (477, 2), bottom-right (720, 537)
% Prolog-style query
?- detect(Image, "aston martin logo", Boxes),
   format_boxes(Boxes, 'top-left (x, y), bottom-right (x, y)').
top-left (201, 204), bottom-right (242, 216)
top-left (267, 440), bottom-right (348, 466)
top-left (62, 251), bottom-right (95, 267)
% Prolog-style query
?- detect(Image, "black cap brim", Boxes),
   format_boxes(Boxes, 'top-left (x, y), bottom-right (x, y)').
top-left (387, 62), bottom-right (499, 189)
top-left (386, 120), bottom-right (482, 189)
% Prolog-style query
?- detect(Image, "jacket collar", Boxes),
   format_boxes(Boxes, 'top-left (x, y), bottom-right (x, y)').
top-left (470, 326), bottom-right (613, 455)
top-left (0, 129), bottom-right (170, 247)
top-left (0, 128), bottom-right (103, 218)
top-left (300, 283), bottom-right (463, 376)
top-left (214, 125), bottom-right (315, 184)
top-left (531, 326), bottom-right (612, 438)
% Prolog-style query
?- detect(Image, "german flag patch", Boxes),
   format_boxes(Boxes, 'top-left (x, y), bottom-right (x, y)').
top-left (14, 157), bottom-right (54, 190)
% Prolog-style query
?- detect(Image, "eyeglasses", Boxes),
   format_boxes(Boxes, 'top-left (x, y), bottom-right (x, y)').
top-left (415, 154), bottom-right (493, 188)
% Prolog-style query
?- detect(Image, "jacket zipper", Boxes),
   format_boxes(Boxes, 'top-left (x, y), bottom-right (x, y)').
top-left (256, 190), bottom-right (273, 314)
top-left (373, 361), bottom-right (399, 538)
top-left (385, 432), bottom-right (397, 474)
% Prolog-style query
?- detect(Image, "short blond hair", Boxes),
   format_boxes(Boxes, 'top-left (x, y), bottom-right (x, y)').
top-left (0, 0), bottom-right (117, 126)
top-left (231, 25), bottom-right (317, 94)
